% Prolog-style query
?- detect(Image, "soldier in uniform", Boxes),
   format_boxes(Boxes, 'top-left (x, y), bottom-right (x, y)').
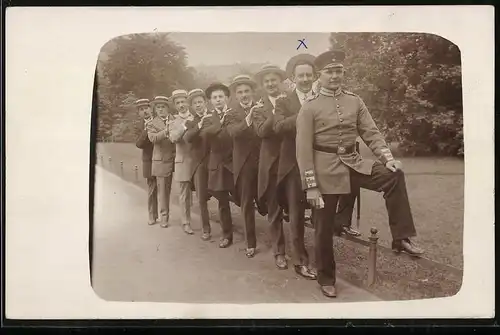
top-left (252, 65), bottom-right (289, 268)
top-left (134, 98), bottom-right (158, 226)
top-left (296, 50), bottom-right (425, 298)
top-left (147, 95), bottom-right (176, 228)
top-left (272, 54), bottom-right (318, 280)
top-left (225, 74), bottom-right (267, 258)
top-left (184, 88), bottom-right (213, 241)
top-left (199, 83), bottom-right (235, 248)
top-left (169, 89), bottom-right (195, 235)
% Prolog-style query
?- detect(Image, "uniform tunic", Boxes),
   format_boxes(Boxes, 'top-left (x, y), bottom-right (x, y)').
top-left (296, 89), bottom-right (394, 195)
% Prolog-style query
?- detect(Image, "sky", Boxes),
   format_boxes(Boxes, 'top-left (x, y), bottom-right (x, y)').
top-left (168, 32), bottom-right (332, 68)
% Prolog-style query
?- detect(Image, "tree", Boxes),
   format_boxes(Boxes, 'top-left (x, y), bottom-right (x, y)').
top-left (329, 33), bottom-right (463, 157)
top-left (96, 33), bottom-right (196, 142)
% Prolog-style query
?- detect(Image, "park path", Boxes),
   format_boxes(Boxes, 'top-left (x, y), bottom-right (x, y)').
top-left (91, 165), bottom-right (381, 304)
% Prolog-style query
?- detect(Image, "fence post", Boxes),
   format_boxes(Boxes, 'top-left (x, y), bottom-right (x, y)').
top-left (134, 165), bottom-right (138, 182)
top-left (367, 227), bottom-right (379, 286)
top-left (100, 154), bottom-right (104, 166)
top-left (120, 161), bottom-right (124, 177)
top-left (108, 156), bottom-right (112, 169)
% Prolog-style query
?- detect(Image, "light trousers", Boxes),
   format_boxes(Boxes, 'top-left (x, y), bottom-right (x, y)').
top-left (178, 181), bottom-right (192, 226)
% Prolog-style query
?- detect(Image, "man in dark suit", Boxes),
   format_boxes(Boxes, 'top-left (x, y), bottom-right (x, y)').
top-left (199, 83), bottom-right (235, 248)
top-left (134, 98), bottom-right (158, 226)
top-left (184, 88), bottom-right (212, 241)
top-left (252, 65), bottom-right (289, 268)
top-left (225, 74), bottom-right (266, 258)
top-left (273, 54), bottom-right (318, 280)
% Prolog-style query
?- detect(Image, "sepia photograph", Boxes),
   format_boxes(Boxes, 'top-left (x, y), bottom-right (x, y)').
top-left (91, 31), bottom-right (465, 304)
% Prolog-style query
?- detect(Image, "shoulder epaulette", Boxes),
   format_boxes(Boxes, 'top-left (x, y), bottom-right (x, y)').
top-left (343, 90), bottom-right (357, 97)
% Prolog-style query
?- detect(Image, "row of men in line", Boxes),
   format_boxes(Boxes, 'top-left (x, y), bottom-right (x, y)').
top-left (134, 50), bottom-right (425, 298)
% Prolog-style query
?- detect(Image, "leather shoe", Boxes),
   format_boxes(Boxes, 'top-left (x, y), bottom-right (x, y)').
top-left (182, 224), bottom-right (194, 235)
top-left (320, 285), bottom-right (337, 298)
top-left (343, 226), bottom-right (361, 237)
top-left (201, 232), bottom-right (211, 241)
top-left (219, 238), bottom-right (232, 248)
top-left (392, 238), bottom-right (424, 256)
top-left (294, 265), bottom-right (317, 280)
top-left (275, 255), bottom-right (288, 270)
top-left (246, 248), bottom-right (256, 258)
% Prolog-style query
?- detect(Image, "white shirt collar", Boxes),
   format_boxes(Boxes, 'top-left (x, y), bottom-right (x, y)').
top-left (178, 111), bottom-right (192, 119)
top-left (296, 89), bottom-right (314, 105)
top-left (268, 95), bottom-right (278, 108)
top-left (215, 105), bottom-right (228, 115)
top-left (196, 108), bottom-right (208, 117)
top-left (240, 101), bottom-right (253, 109)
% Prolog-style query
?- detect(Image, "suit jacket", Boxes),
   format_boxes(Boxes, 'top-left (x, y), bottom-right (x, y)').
top-left (147, 115), bottom-right (176, 177)
top-left (200, 108), bottom-right (234, 193)
top-left (253, 96), bottom-right (282, 202)
top-left (171, 114), bottom-right (194, 182)
top-left (135, 126), bottom-right (154, 179)
top-left (296, 89), bottom-right (394, 194)
top-left (273, 90), bottom-right (303, 186)
top-left (225, 101), bottom-right (261, 186)
top-left (184, 113), bottom-right (210, 181)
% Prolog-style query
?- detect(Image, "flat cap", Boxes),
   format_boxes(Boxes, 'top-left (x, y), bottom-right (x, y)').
top-left (205, 82), bottom-right (230, 98)
top-left (314, 50), bottom-right (346, 71)
top-left (286, 53), bottom-right (316, 78)
top-left (229, 74), bottom-right (257, 91)
top-left (254, 64), bottom-right (287, 83)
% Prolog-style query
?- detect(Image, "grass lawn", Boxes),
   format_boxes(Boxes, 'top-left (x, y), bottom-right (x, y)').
top-left (94, 142), bottom-right (464, 300)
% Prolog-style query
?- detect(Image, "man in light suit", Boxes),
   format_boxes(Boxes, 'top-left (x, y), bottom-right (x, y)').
top-left (199, 83), bottom-right (235, 248)
top-left (147, 95), bottom-right (176, 228)
top-left (134, 98), bottom-right (158, 226)
top-left (169, 89), bottom-right (195, 235)
top-left (184, 88), bottom-right (212, 241)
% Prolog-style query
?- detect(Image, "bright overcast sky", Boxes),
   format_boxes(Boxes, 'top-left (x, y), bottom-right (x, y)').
top-left (168, 32), bottom-right (332, 68)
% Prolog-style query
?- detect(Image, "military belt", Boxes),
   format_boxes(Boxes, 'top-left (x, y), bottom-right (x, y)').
top-left (313, 144), bottom-right (355, 155)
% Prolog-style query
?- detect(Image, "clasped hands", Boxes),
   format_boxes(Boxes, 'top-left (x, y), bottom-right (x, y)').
top-left (245, 101), bottom-right (264, 126)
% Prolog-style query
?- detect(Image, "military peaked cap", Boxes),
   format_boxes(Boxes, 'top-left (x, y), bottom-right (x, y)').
top-left (314, 50), bottom-right (346, 71)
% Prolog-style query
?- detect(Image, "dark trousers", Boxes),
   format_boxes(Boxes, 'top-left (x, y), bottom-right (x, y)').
top-left (146, 177), bottom-right (158, 222)
top-left (267, 172), bottom-right (284, 256)
top-left (193, 163), bottom-right (211, 234)
top-left (235, 162), bottom-right (258, 249)
top-left (315, 161), bottom-right (417, 286)
top-left (336, 161), bottom-right (417, 240)
top-left (282, 166), bottom-right (309, 266)
top-left (315, 194), bottom-right (340, 286)
top-left (212, 191), bottom-right (233, 240)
